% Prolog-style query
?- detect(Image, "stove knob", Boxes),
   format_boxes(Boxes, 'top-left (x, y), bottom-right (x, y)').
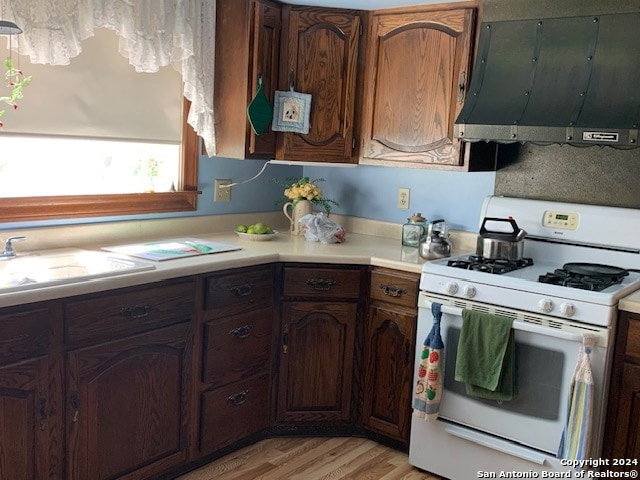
top-left (538, 299), bottom-right (554, 313)
top-left (560, 302), bottom-right (576, 317)
top-left (463, 285), bottom-right (477, 298)
top-left (445, 282), bottom-right (459, 295)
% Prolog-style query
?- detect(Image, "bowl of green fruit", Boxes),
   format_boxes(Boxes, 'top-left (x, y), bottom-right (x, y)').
top-left (235, 222), bottom-right (278, 241)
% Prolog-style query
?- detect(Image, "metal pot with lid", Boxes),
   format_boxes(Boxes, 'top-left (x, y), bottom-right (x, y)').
top-left (476, 217), bottom-right (527, 260)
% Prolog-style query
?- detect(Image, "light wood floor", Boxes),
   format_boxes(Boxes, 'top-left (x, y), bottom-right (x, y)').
top-left (177, 437), bottom-right (442, 480)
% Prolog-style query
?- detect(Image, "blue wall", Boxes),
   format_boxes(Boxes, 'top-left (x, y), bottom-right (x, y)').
top-left (1, 155), bottom-right (495, 233)
top-left (303, 164), bottom-right (495, 232)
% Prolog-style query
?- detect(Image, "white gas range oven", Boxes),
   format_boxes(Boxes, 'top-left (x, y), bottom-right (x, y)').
top-left (409, 196), bottom-right (640, 478)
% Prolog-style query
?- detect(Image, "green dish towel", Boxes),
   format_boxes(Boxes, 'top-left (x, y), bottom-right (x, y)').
top-left (454, 309), bottom-right (515, 401)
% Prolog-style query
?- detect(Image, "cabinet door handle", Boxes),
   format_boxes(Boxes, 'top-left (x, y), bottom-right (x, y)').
top-left (282, 323), bottom-right (289, 354)
top-left (306, 278), bottom-right (337, 291)
top-left (227, 390), bottom-right (249, 406)
top-left (38, 397), bottom-right (47, 430)
top-left (230, 283), bottom-right (254, 297)
top-left (229, 324), bottom-right (253, 339)
top-left (458, 71), bottom-right (467, 103)
top-left (380, 284), bottom-right (406, 297)
top-left (404, 340), bottom-right (411, 367)
top-left (70, 392), bottom-right (80, 423)
top-left (120, 304), bottom-right (151, 319)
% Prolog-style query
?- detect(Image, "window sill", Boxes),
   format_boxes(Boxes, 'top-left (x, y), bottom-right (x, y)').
top-left (0, 191), bottom-right (201, 223)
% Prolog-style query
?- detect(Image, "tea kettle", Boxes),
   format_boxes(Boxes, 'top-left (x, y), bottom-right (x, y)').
top-left (419, 219), bottom-right (452, 260)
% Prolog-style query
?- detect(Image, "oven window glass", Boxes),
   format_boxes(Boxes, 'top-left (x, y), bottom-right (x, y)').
top-left (444, 327), bottom-right (565, 420)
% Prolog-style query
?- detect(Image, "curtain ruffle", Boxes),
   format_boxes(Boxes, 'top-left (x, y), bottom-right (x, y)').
top-left (2, 0), bottom-right (216, 155)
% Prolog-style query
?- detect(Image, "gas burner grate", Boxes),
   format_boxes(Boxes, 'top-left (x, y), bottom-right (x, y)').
top-left (447, 255), bottom-right (534, 275)
top-left (538, 269), bottom-right (625, 292)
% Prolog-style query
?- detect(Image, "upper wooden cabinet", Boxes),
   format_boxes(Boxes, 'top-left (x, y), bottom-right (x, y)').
top-left (214, 0), bottom-right (281, 159)
top-left (359, 6), bottom-right (488, 170)
top-left (276, 7), bottom-right (361, 163)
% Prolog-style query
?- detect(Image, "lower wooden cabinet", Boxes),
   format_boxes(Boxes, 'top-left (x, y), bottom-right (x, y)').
top-left (0, 304), bottom-right (56, 480)
top-left (198, 265), bottom-right (275, 455)
top-left (362, 267), bottom-right (418, 446)
top-left (65, 322), bottom-right (192, 480)
top-left (0, 357), bottom-right (51, 480)
top-left (276, 301), bottom-right (357, 424)
top-left (603, 311), bottom-right (640, 470)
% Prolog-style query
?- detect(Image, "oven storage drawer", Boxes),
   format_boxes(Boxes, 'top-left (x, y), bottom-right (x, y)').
top-left (369, 267), bottom-right (418, 309)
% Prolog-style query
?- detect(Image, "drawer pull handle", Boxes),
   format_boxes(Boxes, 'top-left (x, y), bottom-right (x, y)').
top-left (120, 304), bottom-right (151, 319)
top-left (307, 278), bottom-right (337, 291)
top-left (231, 283), bottom-right (254, 297)
top-left (228, 390), bottom-right (249, 406)
top-left (229, 324), bottom-right (253, 339)
top-left (380, 284), bottom-right (406, 297)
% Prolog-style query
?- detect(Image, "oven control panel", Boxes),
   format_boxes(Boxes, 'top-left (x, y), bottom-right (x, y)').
top-left (543, 210), bottom-right (579, 230)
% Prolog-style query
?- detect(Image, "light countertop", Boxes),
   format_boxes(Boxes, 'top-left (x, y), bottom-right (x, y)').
top-left (0, 230), bottom-right (458, 308)
top-left (619, 290), bottom-right (640, 314)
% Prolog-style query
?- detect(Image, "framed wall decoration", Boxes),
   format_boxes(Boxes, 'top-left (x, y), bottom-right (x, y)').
top-left (272, 89), bottom-right (312, 134)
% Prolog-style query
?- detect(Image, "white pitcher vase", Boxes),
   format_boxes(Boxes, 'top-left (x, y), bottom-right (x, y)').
top-left (283, 199), bottom-right (312, 235)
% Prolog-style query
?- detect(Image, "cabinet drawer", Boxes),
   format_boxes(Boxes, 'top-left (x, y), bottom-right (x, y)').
top-left (0, 306), bottom-right (50, 364)
top-left (204, 265), bottom-right (274, 313)
top-left (202, 307), bottom-right (273, 387)
top-left (64, 280), bottom-right (195, 346)
top-left (283, 266), bottom-right (361, 299)
top-left (627, 318), bottom-right (640, 359)
top-left (369, 268), bottom-right (419, 310)
top-left (199, 373), bottom-right (269, 454)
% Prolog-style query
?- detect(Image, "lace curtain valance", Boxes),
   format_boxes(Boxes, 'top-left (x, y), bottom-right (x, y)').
top-left (1, 0), bottom-right (216, 155)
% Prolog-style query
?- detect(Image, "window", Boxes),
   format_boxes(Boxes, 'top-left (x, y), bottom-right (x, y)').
top-left (0, 29), bottom-right (199, 223)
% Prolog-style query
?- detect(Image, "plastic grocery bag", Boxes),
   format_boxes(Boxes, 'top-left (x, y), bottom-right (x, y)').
top-left (299, 213), bottom-right (346, 244)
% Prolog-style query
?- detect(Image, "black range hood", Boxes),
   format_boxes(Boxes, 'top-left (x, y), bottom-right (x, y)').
top-left (455, 0), bottom-right (640, 148)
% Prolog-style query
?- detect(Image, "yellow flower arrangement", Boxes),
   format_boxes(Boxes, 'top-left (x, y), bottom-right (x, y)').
top-left (274, 176), bottom-right (339, 214)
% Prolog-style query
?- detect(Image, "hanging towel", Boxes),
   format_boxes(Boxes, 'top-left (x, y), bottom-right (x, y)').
top-left (557, 334), bottom-right (597, 463)
top-left (413, 302), bottom-right (445, 420)
top-left (246, 76), bottom-right (273, 136)
top-left (455, 309), bottom-right (515, 401)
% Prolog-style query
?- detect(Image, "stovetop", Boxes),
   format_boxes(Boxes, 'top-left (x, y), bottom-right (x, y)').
top-left (445, 255), bottom-right (628, 292)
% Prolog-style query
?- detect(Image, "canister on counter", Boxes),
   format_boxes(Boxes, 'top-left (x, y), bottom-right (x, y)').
top-left (402, 213), bottom-right (427, 247)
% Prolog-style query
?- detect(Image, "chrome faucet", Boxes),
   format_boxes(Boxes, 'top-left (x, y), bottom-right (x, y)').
top-left (0, 236), bottom-right (26, 260)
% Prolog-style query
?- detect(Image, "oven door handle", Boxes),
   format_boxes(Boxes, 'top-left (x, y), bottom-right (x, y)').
top-left (428, 301), bottom-right (594, 344)
top-left (444, 424), bottom-right (548, 465)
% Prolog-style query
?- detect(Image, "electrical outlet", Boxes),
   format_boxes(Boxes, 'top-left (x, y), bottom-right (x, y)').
top-left (214, 179), bottom-right (232, 202)
top-left (398, 188), bottom-right (410, 209)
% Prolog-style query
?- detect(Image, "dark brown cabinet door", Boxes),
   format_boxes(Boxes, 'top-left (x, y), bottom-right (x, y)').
top-left (362, 304), bottom-right (416, 444)
top-left (276, 302), bottom-right (356, 423)
top-left (608, 362), bottom-right (640, 466)
top-left (66, 323), bottom-right (191, 480)
top-left (248, 0), bottom-right (282, 157)
top-left (0, 358), bottom-right (50, 480)
top-left (214, 0), bottom-right (281, 159)
top-left (360, 8), bottom-right (476, 169)
top-left (604, 313), bottom-right (640, 471)
top-left (276, 7), bottom-right (361, 163)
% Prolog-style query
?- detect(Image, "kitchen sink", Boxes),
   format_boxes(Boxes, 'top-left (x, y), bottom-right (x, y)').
top-left (0, 249), bottom-right (155, 293)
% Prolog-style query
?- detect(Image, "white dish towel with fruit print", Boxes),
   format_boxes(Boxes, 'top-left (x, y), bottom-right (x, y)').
top-left (413, 302), bottom-right (444, 421)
